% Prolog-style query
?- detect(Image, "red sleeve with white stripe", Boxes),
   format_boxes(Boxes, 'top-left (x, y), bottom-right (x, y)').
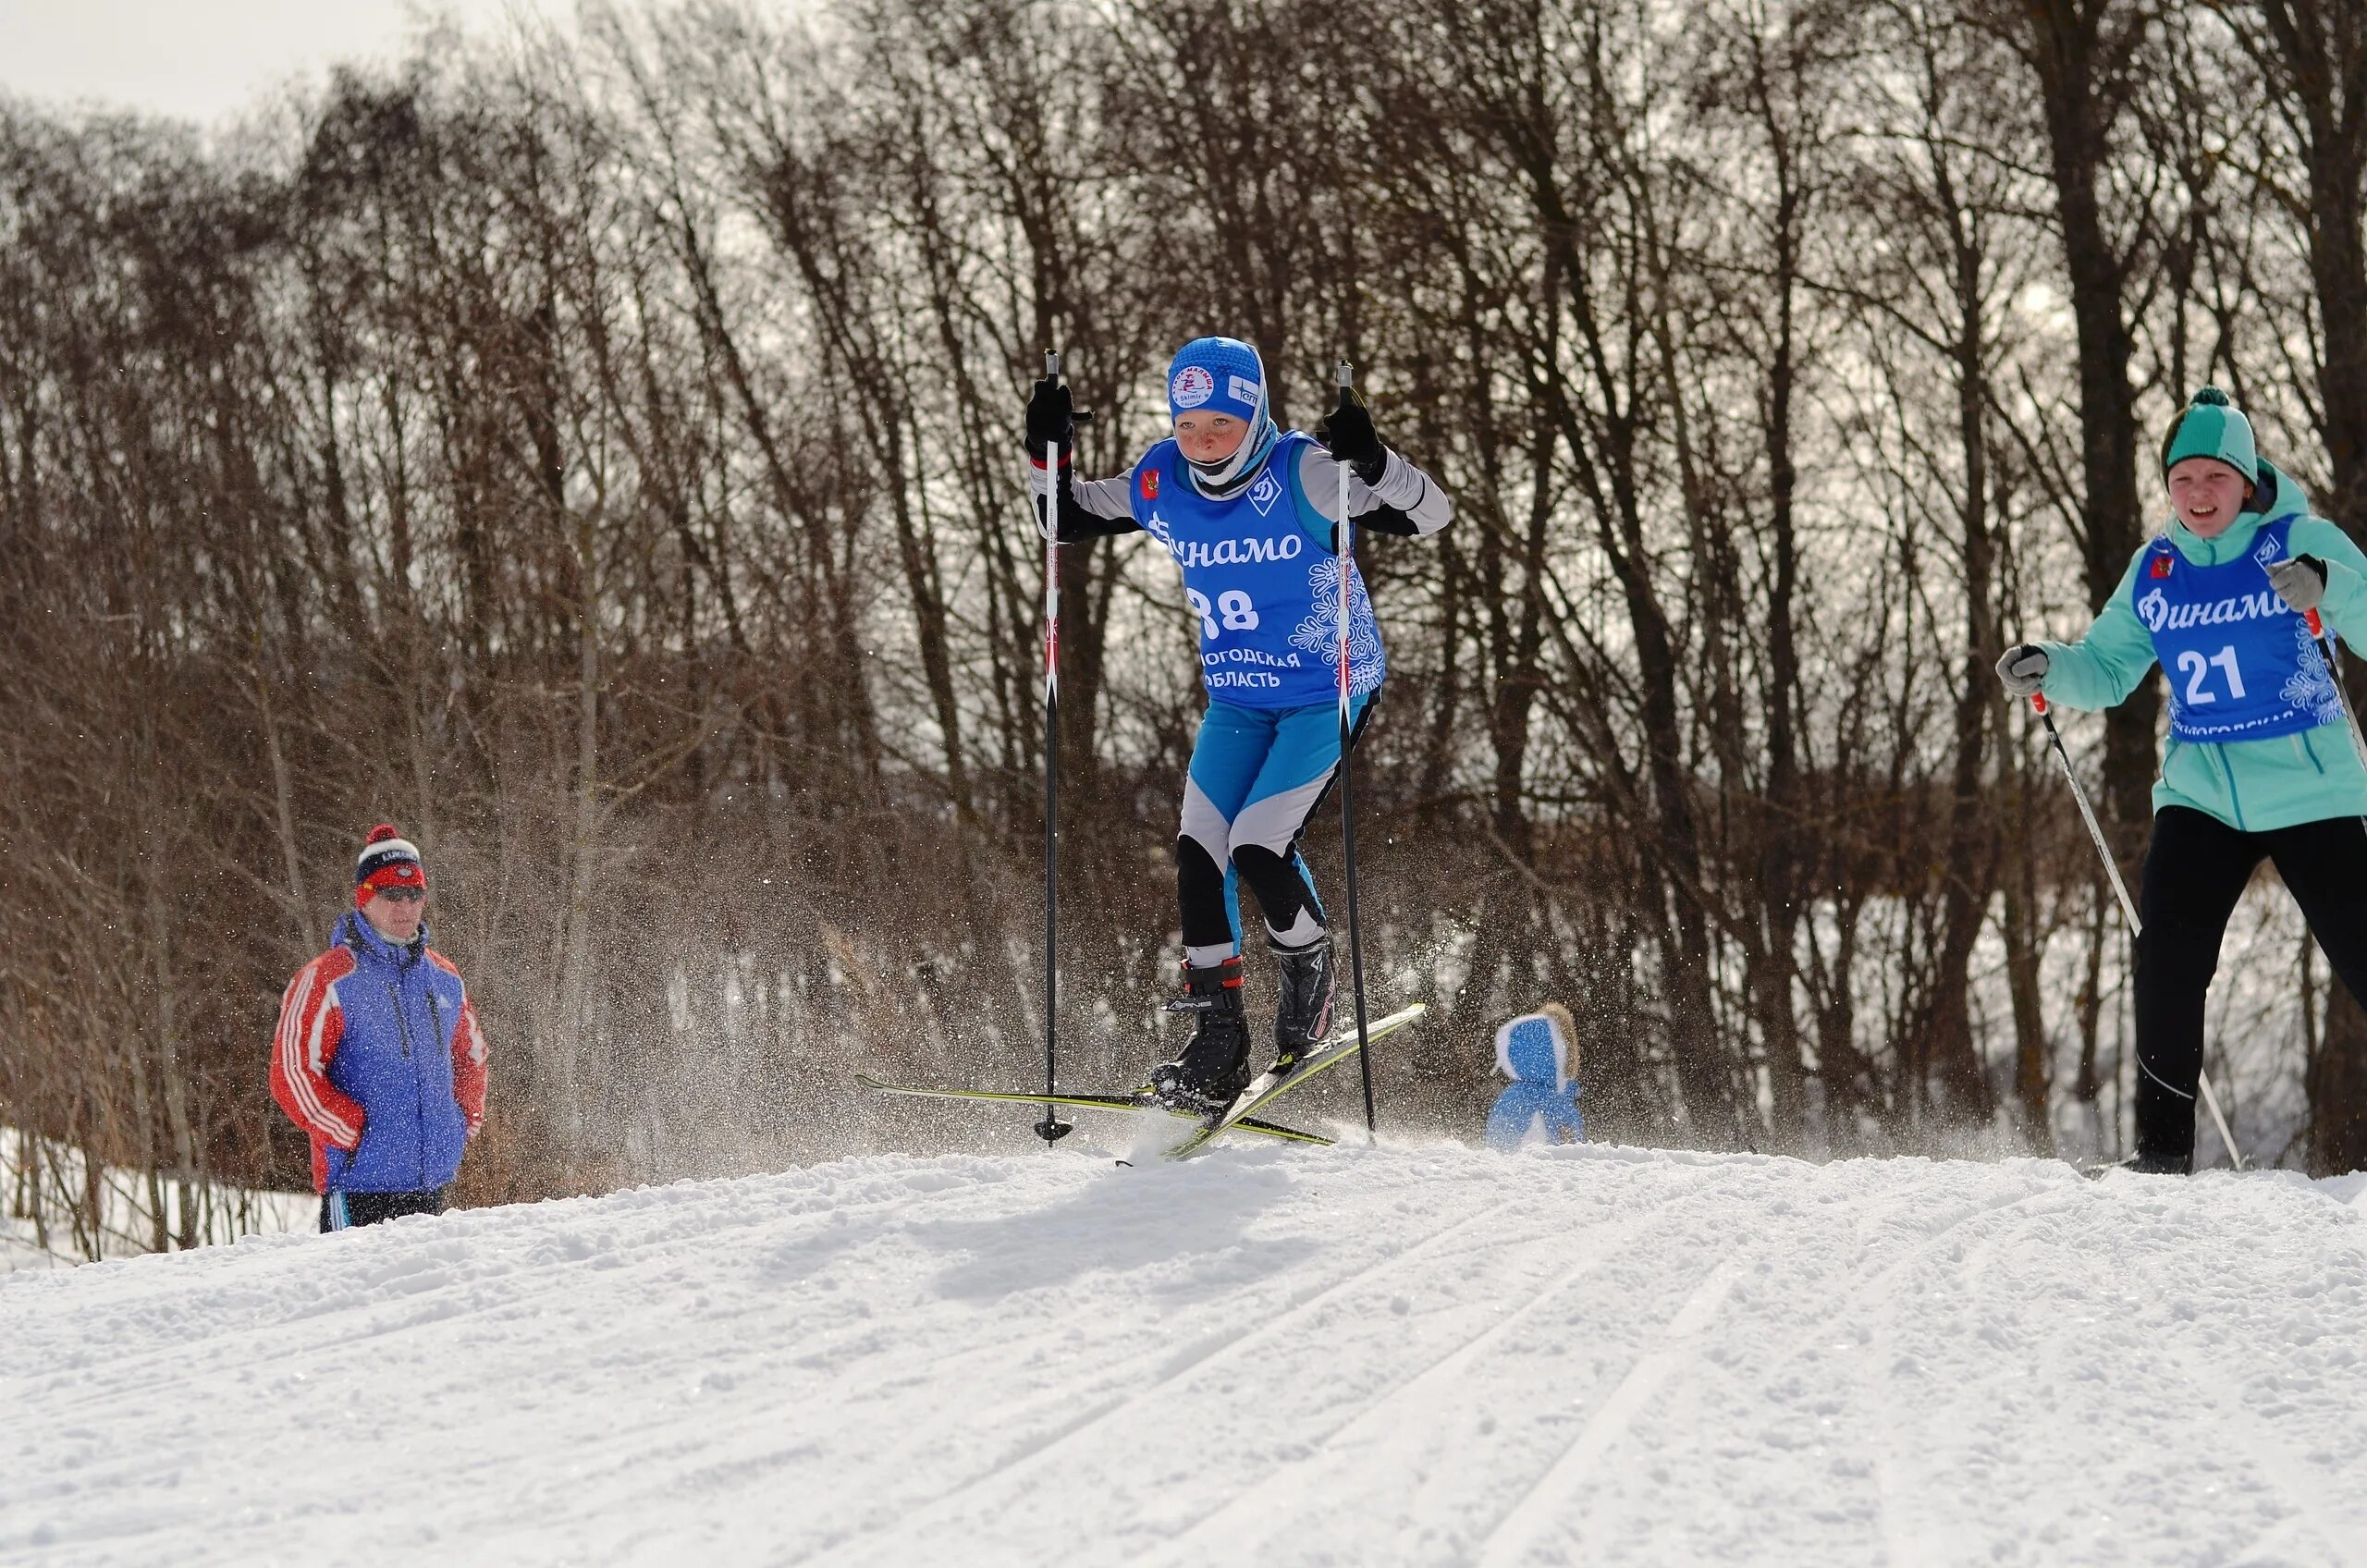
top-left (269, 952), bottom-right (364, 1151)
top-left (451, 995), bottom-right (488, 1134)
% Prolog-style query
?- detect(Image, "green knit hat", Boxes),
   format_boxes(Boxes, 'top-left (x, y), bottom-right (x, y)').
top-left (2161, 386), bottom-right (2259, 484)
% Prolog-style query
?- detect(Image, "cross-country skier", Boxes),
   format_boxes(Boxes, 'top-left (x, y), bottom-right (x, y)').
top-left (1996, 386), bottom-right (2367, 1172)
top-left (1027, 338), bottom-right (1452, 1110)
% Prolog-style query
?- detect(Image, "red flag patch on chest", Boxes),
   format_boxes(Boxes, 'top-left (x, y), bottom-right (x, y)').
top-left (2150, 554), bottom-right (2174, 578)
top-left (1141, 469), bottom-right (1159, 500)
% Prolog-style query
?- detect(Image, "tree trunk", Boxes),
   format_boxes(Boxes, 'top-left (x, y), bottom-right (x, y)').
top-left (1928, 144), bottom-right (2006, 1129)
top-left (2015, 0), bottom-right (2159, 836)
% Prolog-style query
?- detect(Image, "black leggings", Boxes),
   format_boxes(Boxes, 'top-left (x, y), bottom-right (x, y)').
top-left (320, 1187), bottom-right (449, 1232)
top-left (2133, 806), bottom-right (2367, 1161)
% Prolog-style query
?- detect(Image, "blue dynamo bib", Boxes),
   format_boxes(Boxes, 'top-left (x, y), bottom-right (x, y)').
top-left (1129, 433), bottom-right (1385, 709)
top-left (2134, 519), bottom-right (2342, 742)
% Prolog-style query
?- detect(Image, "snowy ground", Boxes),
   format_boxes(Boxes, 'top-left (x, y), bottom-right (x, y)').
top-left (1, 1133), bottom-right (2363, 1568)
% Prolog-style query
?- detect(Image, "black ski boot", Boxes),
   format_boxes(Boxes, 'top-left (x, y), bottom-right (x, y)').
top-left (1150, 956), bottom-right (1253, 1112)
top-left (1269, 933), bottom-right (1337, 1078)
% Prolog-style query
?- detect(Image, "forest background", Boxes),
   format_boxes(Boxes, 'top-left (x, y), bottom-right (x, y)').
top-left (8, 0), bottom-right (2367, 1259)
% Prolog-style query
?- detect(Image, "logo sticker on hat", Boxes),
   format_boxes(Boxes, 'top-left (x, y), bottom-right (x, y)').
top-left (1171, 366), bottom-right (1215, 409)
top-left (1227, 374), bottom-right (1260, 409)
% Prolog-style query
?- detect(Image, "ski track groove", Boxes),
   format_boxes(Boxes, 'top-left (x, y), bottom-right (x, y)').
top-left (785, 1181), bottom-right (1503, 1568)
top-left (1471, 1243), bottom-right (1751, 1568)
top-left (1115, 1162), bottom-right (1767, 1564)
top-left (1860, 1176), bottom-right (2361, 1568)
top-left (1125, 1203), bottom-right (1680, 1568)
top-left (1136, 1163), bottom-right (2072, 1568)
top-left (1477, 1171), bottom-right (2074, 1568)
top-left (1722, 1181), bottom-right (2088, 1568)
top-left (1855, 1186), bottom-right (2088, 1568)
top-left (2148, 1321), bottom-right (2367, 1568)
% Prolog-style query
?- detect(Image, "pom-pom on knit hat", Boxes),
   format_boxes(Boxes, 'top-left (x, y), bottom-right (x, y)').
top-left (354, 824), bottom-right (426, 905)
top-left (2162, 386), bottom-right (2260, 485)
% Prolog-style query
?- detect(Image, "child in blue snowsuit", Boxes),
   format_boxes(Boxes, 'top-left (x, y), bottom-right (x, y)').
top-left (1028, 338), bottom-right (1453, 1108)
top-left (1486, 1003), bottom-right (1584, 1151)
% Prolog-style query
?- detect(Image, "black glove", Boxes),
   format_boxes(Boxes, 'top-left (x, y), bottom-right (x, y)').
top-left (1024, 374), bottom-right (1074, 460)
top-left (1316, 387), bottom-right (1389, 485)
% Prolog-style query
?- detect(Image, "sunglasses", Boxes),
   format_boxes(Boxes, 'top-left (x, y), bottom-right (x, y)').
top-left (373, 886), bottom-right (427, 904)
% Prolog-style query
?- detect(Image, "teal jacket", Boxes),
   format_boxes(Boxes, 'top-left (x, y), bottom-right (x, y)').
top-left (2039, 461), bottom-right (2367, 831)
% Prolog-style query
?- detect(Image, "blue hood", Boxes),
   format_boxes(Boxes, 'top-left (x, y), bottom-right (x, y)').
top-left (1495, 1012), bottom-right (1568, 1091)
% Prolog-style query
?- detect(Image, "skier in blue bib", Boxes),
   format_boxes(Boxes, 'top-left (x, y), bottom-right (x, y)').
top-left (1028, 338), bottom-right (1453, 1109)
top-left (1997, 387), bottom-right (2367, 1171)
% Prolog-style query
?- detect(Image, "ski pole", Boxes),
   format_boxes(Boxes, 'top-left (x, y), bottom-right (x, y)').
top-left (1335, 360), bottom-right (1378, 1137)
top-left (1035, 349), bottom-right (1081, 1146)
top-left (2030, 692), bottom-right (2245, 1170)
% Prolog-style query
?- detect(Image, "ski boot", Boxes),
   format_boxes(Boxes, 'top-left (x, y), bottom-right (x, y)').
top-left (1150, 955), bottom-right (1253, 1113)
top-left (1269, 932), bottom-right (1337, 1079)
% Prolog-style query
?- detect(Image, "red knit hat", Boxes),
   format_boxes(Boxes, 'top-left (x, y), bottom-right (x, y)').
top-left (354, 824), bottom-right (427, 905)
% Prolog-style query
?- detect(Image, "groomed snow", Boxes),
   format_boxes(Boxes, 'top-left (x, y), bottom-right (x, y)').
top-left (2, 1137), bottom-right (2363, 1566)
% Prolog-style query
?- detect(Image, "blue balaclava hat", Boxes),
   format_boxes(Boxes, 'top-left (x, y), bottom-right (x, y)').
top-left (1167, 336), bottom-right (1280, 495)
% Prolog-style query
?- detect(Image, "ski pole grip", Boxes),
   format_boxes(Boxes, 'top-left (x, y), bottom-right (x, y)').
top-left (2030, 692), bottom-right (2049, 717)
top-left (1043, 349), bottom-right (1093, 424)
top-left (1337, 358), bottom-right (1354, 406)
top-left (2309, 607), bottom-right (2327, 639)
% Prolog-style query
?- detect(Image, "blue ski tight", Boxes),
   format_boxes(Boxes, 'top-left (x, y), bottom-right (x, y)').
top-left (1177, 695), bottom-right (1373, 964)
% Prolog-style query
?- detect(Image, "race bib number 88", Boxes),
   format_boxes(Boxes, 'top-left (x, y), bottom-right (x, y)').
top-left (1187, 589), bottom-right (1261, 640)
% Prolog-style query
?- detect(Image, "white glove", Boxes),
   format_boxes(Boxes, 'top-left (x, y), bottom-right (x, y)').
top-left (2267, 554), bottom-right (2327, 617)
top-left (1995, 643), bottom-right (2049, 700)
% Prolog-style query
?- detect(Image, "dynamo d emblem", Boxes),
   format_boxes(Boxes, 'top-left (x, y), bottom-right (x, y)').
top-left (2254, 536), bottom-right (2284, 568)
top-left (2137, 587), bottom-right (2169, 632)
top-left (1171, 365), bottom-right (1215, 409)
top-left (1248, 471), bottom-right (1282, 515)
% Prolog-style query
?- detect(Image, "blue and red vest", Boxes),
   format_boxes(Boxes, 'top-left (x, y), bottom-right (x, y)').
top-left (1129, 433), bottom-right (1385, 709)
top-left (2134, 519), bottom-right (2343, 743)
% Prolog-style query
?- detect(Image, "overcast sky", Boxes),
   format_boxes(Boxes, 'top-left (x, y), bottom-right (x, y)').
top-left (0, 2), bottom-right (575, 125)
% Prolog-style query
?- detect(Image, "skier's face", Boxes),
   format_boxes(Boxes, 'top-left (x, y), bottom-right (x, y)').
top-left (363, 887), bottom-right (427, 944)
top-left (2167, 459), bottom-right (2250, 537)
top-left (1174, 411), bottom-right (1247, 465)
